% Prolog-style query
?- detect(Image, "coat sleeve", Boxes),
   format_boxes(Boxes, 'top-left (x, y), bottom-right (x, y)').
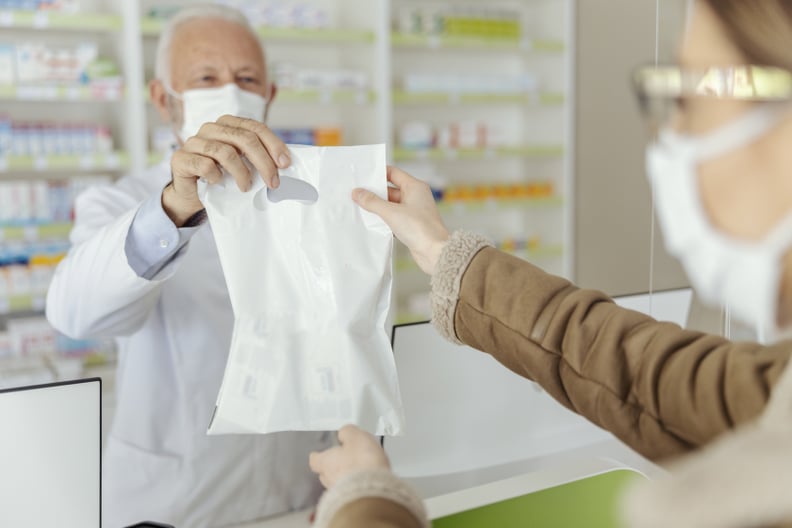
top-left (430, 231), bottom-right (791, 462)
top-left (46, 184), bottom-right (184, 339)
top-left (314, 469), bottom-right (428, 528)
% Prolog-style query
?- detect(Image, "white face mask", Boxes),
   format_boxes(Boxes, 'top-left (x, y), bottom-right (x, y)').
top-left (647, 105), bottom-right (792, 341)
top-left (166, 83), bottom-right (268, 142)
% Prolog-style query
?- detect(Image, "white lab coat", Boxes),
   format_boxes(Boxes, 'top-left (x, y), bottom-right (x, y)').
top-left (46, 160), bottom-right (332, 528)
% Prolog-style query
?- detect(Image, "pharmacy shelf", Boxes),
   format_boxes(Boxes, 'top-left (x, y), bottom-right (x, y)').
top-left (437, 196), bottom-right (563, 213)
top-left (0, 9), bottom-right (121, 31)
top-left (392, 90), bottom-right (565, 106)
top-left (145, 88), bottom-right (376, 106)
top-left (393, 145), bottom-right (564, 162)
top-left (0, 84), bottom-right (123, 102)
top-left (0, 294), bottom-right (45, 315)
top-left (391, 32), bottom-right (565, 52)
top-left (395, 244), bottom-right (564, 272)
top-left (394, 312), bottom-right (430, 325)
top-left (277, 88), bottom-right (376, 105)
top-left (0, 152), bottom-right (129, 173)
top-left (140, 16), bottom-right (375, 43)
top-left (0, 223), bottom-right (72, 242)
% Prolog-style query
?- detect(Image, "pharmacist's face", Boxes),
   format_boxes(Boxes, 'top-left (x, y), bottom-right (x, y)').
top-left (165, 17), bottom-right (271, 131)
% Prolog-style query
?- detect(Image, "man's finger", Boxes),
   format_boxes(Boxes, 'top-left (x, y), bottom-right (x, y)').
top-left (183, 135), bottom-right (252, 191)
top-left (217, 115), bottom-right (290, 188)
top-left (193, 122), bottom-right (277, 189)
top-left (172, 150), bottom-right (219, 181)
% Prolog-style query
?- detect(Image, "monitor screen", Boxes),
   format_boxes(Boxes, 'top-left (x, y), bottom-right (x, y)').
top-left (0, 378), bottom-right (101, 528)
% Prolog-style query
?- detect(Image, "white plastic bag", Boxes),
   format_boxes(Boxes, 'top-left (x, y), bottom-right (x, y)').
top-left (199, 144), bottom-right (404, 436)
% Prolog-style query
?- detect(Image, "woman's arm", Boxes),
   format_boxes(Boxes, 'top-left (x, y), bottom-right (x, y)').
top-left (433, 231), bottom-right (790, 461)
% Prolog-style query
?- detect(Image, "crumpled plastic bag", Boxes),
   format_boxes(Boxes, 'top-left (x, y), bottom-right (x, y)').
top-left (198, 144), bottom-right (404, 436)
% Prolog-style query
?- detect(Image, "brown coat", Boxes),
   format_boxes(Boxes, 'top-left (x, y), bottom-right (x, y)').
top-left (316, 231), bottom-right (792, 528)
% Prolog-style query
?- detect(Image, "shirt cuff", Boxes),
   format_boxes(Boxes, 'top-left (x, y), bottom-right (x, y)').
top-left (124, 190), bottom-right (204, 280)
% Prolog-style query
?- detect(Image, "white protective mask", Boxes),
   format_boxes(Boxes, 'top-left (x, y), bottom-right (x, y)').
top-left (647, 105), bottom-right (792, 341)
top-left (167, 83), bottom-right (268, 141)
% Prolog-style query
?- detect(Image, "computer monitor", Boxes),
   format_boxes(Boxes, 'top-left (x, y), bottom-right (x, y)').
top-left (0, 378), bottom-right (101, 528)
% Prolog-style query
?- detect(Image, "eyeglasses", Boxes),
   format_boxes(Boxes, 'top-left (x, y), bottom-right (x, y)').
top-left (632, 65), bottom-right (792, 130)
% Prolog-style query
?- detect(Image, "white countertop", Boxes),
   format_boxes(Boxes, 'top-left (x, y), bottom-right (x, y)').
top-left (231, 437), bottom-right (663, 528)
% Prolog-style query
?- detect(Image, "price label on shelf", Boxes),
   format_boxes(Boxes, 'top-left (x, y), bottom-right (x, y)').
top-left (33, 157), bottom-right (48, 171)
top-left (520, 39), bottom-right (534, 51)
top-left (79, 155), bottom-right (95, 170)
top-left (105, 153), bottom-right (120, 169)
top-left (32, 11), bottom-right (49, 28)
top-left (355, 91), bottom-right (367, 105)
top-left (416, 150), bottom-right (430, 161)
top-left (443, 149), bottom-right (458, 160)
top-left (428, 35), bottom-right (441, 49)
top-left (449, 92), bottom-right (460, 105)
top-left (0, 156), bottom-right (7, 172)
top-left (23, 225), bottom-right (38, 241)
top-left (31, 296), bottom-right (46, 311)
top-left (0, 298), bottom-right (9, 315)
top-left (0, 10), bottom-right (14, 27)
top-left (319, 90), bottom-right (332, 105)
top-left (65, 86), bottom-right (82, 100)
top-left (485, 148), bottom-right (497, 160)
top-left (17, 85), bottom-right (57, 100)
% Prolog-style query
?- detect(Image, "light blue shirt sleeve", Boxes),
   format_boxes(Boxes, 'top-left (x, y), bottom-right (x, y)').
top-left (124, 191), bottom-right (204, 280)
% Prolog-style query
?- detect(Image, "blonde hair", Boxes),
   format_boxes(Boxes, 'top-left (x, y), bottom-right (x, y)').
top-left (704, 0), bottom-right (792, 70)
top-left (155, 4), bottom-right (261, 85)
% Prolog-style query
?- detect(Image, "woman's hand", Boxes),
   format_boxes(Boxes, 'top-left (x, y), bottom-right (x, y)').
top-left (353, 166), bottom-right (450, 275)
top-left (309, 425), bottom-right (391, 489)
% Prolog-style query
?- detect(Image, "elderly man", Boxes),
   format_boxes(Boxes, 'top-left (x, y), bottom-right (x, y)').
top-left (46, 5), bottom-right (331, 527)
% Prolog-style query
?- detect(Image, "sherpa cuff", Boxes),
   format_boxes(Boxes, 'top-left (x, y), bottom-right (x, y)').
top-left (313, 469), bottom-right (429, 528)
top-left (430, 230), bottom-right (492, 344)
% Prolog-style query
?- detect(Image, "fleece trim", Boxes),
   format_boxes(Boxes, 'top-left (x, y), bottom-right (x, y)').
top-left (430, 231), bottom-right (492, 344)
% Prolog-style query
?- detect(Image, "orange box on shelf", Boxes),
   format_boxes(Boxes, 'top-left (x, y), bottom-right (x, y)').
top-left (493, 184), bottom-right (511, 199)
top-left (314, 127), bottom-right (343, 146)
top-left (473, 184), bottom-right (491, 200)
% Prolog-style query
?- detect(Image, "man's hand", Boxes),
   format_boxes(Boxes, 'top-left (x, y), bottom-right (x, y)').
top-left (163, 115), bottom-right (292, 226)
top-left (309, 425), bottom-right (391, 489)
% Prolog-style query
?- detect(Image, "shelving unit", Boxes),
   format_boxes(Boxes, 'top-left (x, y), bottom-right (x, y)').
top-left (0, 0), bottom-right (576, 374)
top-left (0, 152), bottom-right (128, 173)
top-left (0, 0), bottom-right (134, 380)
top-left (389, 0), bottom-right (575, 323)
top-left (0, 9), bottom-right (121, 31)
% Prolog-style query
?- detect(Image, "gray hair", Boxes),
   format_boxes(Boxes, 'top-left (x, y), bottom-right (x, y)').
top-left (154, 3), bottom-right (262, 86)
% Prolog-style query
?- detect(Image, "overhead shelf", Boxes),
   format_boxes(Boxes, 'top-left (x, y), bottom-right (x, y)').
top-left (393, 145), bottom-right (564, 161)
top-left (393, 90), bottom-right (565, 106)
top-left (0, 152), bottom-right (129, 173)
top-left (0, 9), bottom-right (121, 31)
top-left (395, 244), bottom-right (564, 272)
top-left (0, 294), bottom-right (45, 315)
top-left (0, 84), bottom-right (123, 102)
top-left (277, 88), bottom-right (376, 104)
top-left (0, 223), bottom-right (72, 242)
top-left (437, 196), bottom-right (564, 213)
top-left (140, 17), bottom-right (375, 43)
top-left (391, 32), bottom-right (565, 52)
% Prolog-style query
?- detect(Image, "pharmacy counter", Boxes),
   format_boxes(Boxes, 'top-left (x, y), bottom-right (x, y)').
top-left (235, 437), bottom-right (663, 528)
